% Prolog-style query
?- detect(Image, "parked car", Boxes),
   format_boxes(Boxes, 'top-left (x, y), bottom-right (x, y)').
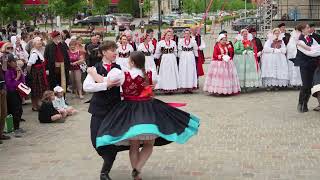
top-left (163, 16), bottom-right (176, 26)
top-left (148, 16), bottom-right (171, 25)
top-left (172, 19), bottom-right (199, 28)
top-left (111, 13), bottom-right (134, 22)
top-left (116, 17), bottom-right (134, 31)
top-left (74, 15), bottom-right (113, 26)
top-left (231, 17), bottom-right (262, 32)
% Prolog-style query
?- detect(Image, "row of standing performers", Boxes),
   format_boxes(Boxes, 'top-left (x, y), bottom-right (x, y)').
top-left (116, 27), bottom-right (308, 96)
top-left (116, 28), bottom-right (205, 93)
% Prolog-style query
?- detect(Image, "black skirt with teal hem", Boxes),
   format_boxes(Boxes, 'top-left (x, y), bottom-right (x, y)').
top-left (96, 98), bottom-right (200, 148)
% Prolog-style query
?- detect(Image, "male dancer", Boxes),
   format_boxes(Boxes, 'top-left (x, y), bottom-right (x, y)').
top-left (83, 41), bottom-right (124, 180)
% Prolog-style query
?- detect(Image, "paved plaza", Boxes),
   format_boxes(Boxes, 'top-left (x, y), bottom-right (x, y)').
top-left (1, 69), bottom-right (320, 180)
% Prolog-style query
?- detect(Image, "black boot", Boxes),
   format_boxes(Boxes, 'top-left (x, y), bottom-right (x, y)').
top-left (100, 173), bottom-right (112, 180)
top-left (301, 94), bottom-right (311, 113)
top-left (100, 161), bottom-right (112, 180)
top-left (297, 91), bottom-right (304, 113)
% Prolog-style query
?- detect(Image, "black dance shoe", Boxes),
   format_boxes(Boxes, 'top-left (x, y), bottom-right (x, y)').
top-left (100, 173), bottom-right (112, 180)
top-left (302, 103), bottom-right (309, 113)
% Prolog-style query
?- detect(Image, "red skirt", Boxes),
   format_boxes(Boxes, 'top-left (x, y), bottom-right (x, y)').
top-left (197, 50), bottom-right (205, 77)
top-left (30, 67), bottom-right (48, 98)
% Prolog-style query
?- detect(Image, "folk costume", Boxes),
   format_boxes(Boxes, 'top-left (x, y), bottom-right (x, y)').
top-left (44, 31), bottom-right (70, 91)
top-left (287, 30), bottom-right (302, 86)
top-left (194, 34), bottom-right (206, 77)
top-left (203, 34), bottom-right (241, 95)
top-left (27, 48), bottom-right (48, 98)
top-left (154, 39), bottom-right (179, 92)
top-left (261, 33), bottom-right (289, 87)
top-left (116, 43), bottom-right (134, 69)
top-left (178, 37), bottom-right (198, 91)
top-left (233, 30), bottom-right (261, 88)
top-left (83, 61), bottom-right (129, 179)
top-left (137, 42), bottom-right (157, 74)
top-left (295, 34), bottom-right (318, 112)
top-left (95, 67), bottom-right (199, 147)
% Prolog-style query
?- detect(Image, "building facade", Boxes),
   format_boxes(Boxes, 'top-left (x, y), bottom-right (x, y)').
top-left (275, 0), bottom-right (320, 20)
top-left (150, 0), bottom-right (179, 16)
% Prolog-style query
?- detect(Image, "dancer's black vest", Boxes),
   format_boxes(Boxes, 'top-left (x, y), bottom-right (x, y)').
top-left (88, 62), bottom-right (121, 117)
top-left (295, 34), bottom-right (317, 67)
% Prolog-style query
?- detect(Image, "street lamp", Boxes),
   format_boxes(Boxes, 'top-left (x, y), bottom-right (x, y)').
top-left (158, 0), bottom-right (161, 40)
top-left (245, 0), bottom-right (247, 19)
top-left (204, 0), bottom-right (207, 34)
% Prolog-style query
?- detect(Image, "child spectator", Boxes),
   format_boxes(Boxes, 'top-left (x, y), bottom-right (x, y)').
top-left (5, 54), bottom-right (25, 137)
top-left (52, 86), bottom-right (77, 116)
top-left (38, 91), bottom-right (66, 123)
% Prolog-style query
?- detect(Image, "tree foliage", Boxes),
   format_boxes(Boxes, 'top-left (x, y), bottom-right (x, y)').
top-left (92, 0), bottom-right (110, 15)
top-left (182, 0), bottom-right (194, 15)
top-left (0, 0), bottom-right (28, 24)
top-left (182, 0), bottom-right (255, 14)
top-left (118, 0), bottom-right (139, 17)
top-left (48, 0), bottom-right (86, 19)
top-left (142, 0), bottom-right (152, 16)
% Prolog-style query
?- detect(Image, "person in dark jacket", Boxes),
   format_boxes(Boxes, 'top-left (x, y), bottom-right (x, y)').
top-left (249, 28), bottom-right (263, 63)
top-left (309, 23), bottom-right (320, 111)
top-left (310, 23), bottom-right (320, 43)
top-left (278, 23), bottom-right (291, 45)
top-left (83, 41), bottom-right (125, 180)
top-left (44, 31), bottom-right (71, 91)
top-left (294, 23), bottom-right (318, 113)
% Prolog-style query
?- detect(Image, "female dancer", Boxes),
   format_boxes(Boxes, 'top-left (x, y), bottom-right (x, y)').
top-left (203, 34), bottom-right (240, 95)
top-left (261, 28), bottom-right (289, 89)
top-left (88, 51), bottom-right (199, 180)
top-left (287, 28), bottom-right (302, 87)
top-left (137, 34), bottom-right (156, 74)
top-left (116, 35), bottom-right (134, 69)
top-left (154, 30), bottom-right (179, 93)
top-left (233, 29), bottom-right (261, 90)
top-left (178, 29), bottom-right (198, 92)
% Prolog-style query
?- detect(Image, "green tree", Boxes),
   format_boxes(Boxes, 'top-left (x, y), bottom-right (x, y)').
top-left (118, 0), bottom-right (139, 17)
top-left (48, 0), bottom-right (86, 28)
top-left (182, 0), bottom-right (194, 15)
top-left (193, 0), bottom-right (205, 14)
top-left (92, 0), bottom-right (110, 15)
top-left (0, 0), bottom-right (29, 25)
top-left (142, 0), bottom-right (152, 16)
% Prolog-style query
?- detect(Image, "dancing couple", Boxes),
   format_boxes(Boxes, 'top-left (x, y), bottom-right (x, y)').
top-left (83, 40), bottom-right (200, 180)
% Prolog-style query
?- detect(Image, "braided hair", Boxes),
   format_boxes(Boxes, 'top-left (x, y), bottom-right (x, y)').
top-left (129, 51), bottom-right (149, 86)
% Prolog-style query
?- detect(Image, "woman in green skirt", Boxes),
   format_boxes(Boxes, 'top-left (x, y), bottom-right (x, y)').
top-left (233, 29), bottom-right (261, 89)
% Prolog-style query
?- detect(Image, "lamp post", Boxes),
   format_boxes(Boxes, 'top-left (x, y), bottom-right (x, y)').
top-left (204, 0), bottom-right (207, 34)
top-left (245, 0), bottom-right (247, 19)
top-left (158, 0), bottom-right (161, 40)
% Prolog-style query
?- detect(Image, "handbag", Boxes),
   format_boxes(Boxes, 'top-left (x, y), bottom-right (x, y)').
top-left (4, 115), bottom-right (13, 133)
top-left (80, 63), bottom-right (88, 73)
top-left (17, 83), bottom-right (31, 97)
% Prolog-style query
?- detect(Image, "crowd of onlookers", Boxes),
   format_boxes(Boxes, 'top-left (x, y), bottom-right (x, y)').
top-left (0, 29), bottom-right (90, 143)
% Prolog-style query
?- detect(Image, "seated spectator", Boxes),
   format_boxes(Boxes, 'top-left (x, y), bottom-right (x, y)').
top-left (38, 91), bottom-right (66, 123)
top-left (52, 86), bottom-right (77, 116)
